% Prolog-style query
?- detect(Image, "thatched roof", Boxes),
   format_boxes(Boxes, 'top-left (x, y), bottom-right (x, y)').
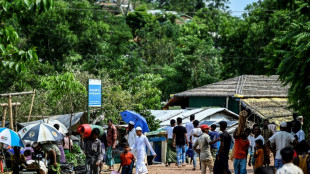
top-left (242, 98), bottom-right (293, 123)
top-left (175, 75), bottom-right (289, 97)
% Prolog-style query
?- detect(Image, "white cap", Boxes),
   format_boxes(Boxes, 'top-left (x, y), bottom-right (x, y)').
top-left (298, 116), bottom-right (303, 119)
top-left (280, 122), bottom-right (287, 128)
top-left (136, 127), bottom-right (142, 131)
top-left (129, 121), bottom-right (135, 125)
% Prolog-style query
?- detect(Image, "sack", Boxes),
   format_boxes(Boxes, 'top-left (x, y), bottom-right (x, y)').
top-left (236, 110), bottom-right (248, 136)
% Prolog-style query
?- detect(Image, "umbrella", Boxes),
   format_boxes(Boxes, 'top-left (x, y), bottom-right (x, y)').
top-left (18, 123), bottom-right (63, 143)
top-left (46, 120), bottom-right (68, 134)
top-left (121, 110), bottom-right (150, 133)
top-left (0, 128), bottom-right (24, 147)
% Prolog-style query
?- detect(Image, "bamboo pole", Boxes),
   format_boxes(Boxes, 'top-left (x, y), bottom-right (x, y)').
top-left (8, 95), bottom-right (13, 130)
top-left (27, 89), bottom-right (36, 122)
top-left (13, 105), bottom-right (18, 132)
top-left (2, 107), bottom-right (7, 127)
top-left (0, 103), bottom-right (21, 107)
top-left (0, 91), bottom-right (35, 97)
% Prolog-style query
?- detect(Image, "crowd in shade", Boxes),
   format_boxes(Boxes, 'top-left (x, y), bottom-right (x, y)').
top-left (164, 113), bottom-right (307, 174)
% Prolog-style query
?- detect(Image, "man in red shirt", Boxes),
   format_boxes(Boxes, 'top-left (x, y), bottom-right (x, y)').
top-left (233, 128), bottom-right (251, 174)
top-left (118, 144), bottom-right (135, 174)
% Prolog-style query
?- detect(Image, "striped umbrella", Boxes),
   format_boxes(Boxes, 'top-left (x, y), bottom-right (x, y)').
top-left (0, 128), bottom-right (24, 147)
top-left (18, 123), bottom-right (63, 143)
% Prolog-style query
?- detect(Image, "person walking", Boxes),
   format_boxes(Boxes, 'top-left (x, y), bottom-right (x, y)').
top-left (131, 127), bottom-right (156, 174)
top-left (81, 128), bottom-right (102, 174)
top-left (267, 122), bottom-right (298, 169)
top-left (212, 121), bottom-right (232, 174)
top-left (186, 115), bottom-right (195, 142)
top-left (165, 119), bottom-right (177, 166)
top-left (193, 124), bottom-right (213, 174)
top-left (276, 147), bottom-right (303, 174)
top-left (292, 121), bottom-right (305, 142)
top-left (173, 117), bottom-right (189, 168)
top-left (233, 128), bottom-right (251, 174)
top-left (185, 114), bottom-right (195, 164)
top-left (118, 144), bottom-right (135, 174)
top-left (249, 124), bottom-right (265, 168)
top-left (209, 124), bottom-right (220, 161)
top-left (190, 120), bottom-right (202, 170)
top-left (127, 121), bottom-right (136, 148)
top-left (261, 119), bottom-right (273, 166)
top-left (107, 119), bottom-right (117, 171)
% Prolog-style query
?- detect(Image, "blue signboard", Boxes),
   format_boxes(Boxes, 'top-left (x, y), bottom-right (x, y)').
top-left (88, 79), bottom-right (102, 107)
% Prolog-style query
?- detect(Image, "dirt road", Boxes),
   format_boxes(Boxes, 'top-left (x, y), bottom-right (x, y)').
top-left (103, 159), bottom-right (256, 174)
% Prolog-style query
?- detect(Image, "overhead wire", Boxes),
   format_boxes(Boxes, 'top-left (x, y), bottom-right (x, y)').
top-left (55, 6), bottom-right (280, 14)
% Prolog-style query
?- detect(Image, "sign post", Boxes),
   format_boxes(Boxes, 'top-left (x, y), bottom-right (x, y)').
top-left (88, 79), bottom-right (102, 123)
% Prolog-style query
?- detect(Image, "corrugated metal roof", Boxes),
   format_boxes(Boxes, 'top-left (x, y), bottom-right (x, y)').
top-left (150, 110), bottom-right (184, 122)
top-left (182, 108), bottom-right (238, 123)
top-left (155, 108), bottom-right (238, 127)
top-left (158, 109), bottom-right (205, 126)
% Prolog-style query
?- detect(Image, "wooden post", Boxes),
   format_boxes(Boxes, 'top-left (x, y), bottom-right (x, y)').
top-left (226, 96), bottom-right (229, 109)
top-left (8, 95), bottom-right (13, 130)
top-left (2, 107), bottom-right (7, 127)
top-left (13, 105), bottom-right (18, 132)
top-left (27, 89), bottom-right (36, 122)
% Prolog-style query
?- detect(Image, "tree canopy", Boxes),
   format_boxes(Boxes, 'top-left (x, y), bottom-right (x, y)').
top-left (1, 0), bottom-right (310, 129)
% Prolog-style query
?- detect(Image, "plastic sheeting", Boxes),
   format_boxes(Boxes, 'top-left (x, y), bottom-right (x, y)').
top-left (19, 112), bottom-right (85, 129)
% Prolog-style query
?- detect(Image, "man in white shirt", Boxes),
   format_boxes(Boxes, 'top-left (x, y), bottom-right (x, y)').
top-left (131, 127), bottom-right (156, 174)
top-left (267, 122), bottom-right (298, 169)
top-left (276, 147), bottom-right (303, 174)
top-left (127, 121), bottom-right (136, 148)
top-left (248, 124), bottom-right (265, 167)
top-left (185, 114), bottom-right (195, 164)
top-left (186, 115), bottom-right (195, 140)
top-left (292, 121), bottom-right (305, 142)
top-left (190, 120), bottom-right (202, 170)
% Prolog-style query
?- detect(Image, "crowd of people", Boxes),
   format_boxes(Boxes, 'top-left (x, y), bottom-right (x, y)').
top-left (163, 113), bottom-right (309, 174)
top-left (3, 112), bottom-right (308, 174)
top-left (1, 119), bottom-right (156, 174)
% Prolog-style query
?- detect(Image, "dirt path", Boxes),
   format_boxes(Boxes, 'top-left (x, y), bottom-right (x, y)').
top-left (102, 159), bottom-right (257, 174)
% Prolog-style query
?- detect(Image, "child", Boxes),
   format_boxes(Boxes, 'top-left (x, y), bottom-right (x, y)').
top-left (118, 144), bottom-right (135, 174)
top-left (293, 140), bottom-right (310, 174)
top-left (131, 127), bottom-right (156, 174)
top-left (254, 139), bottom-right (264, 170)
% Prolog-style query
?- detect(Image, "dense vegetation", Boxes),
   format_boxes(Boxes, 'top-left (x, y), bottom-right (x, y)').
top-left (1, 0), bottom-right (310, 129)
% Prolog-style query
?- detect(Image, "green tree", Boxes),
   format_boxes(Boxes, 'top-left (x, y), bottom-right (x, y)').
top-left (264, 0), bottom-right (310, 119)
top-left (1, 0), bottom-right (53, 73)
